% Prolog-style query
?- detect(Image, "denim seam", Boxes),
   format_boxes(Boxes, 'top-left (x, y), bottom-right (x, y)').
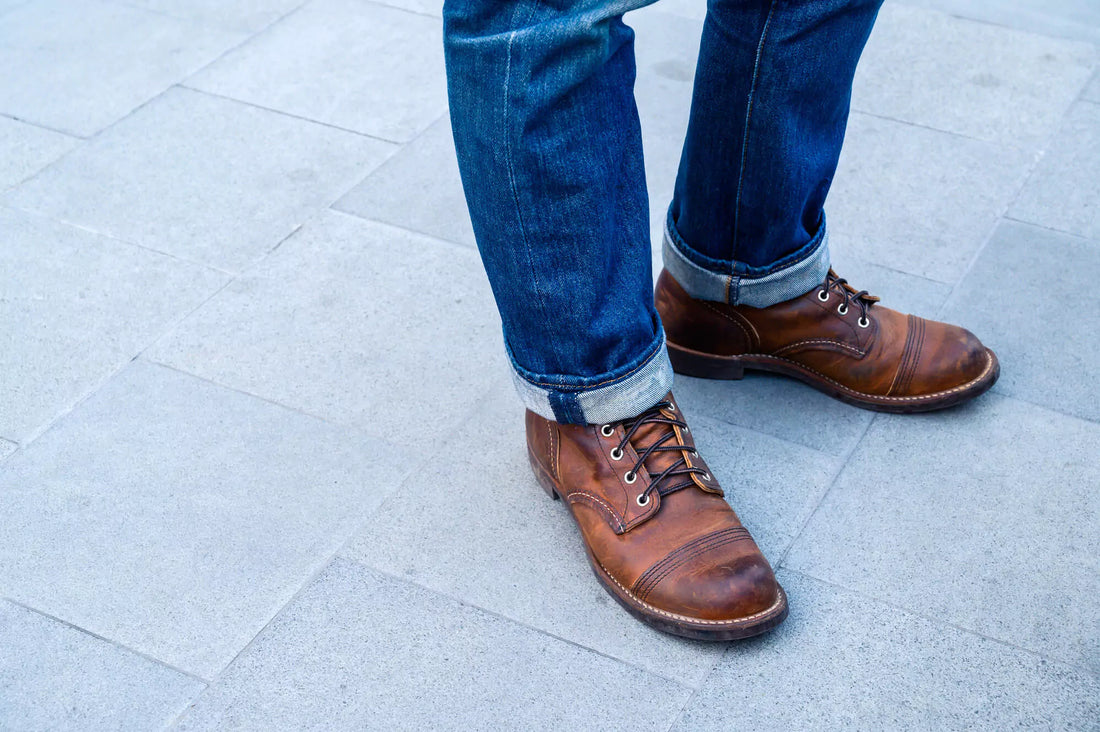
top-left (731, 0), bottom-right (777, 264)
top-left (515, 330), bottom-right (665, 390)
top-left (503, 0), bottom-right (555, 372)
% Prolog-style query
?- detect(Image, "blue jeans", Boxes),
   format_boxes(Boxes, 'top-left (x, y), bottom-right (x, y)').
top-left (444, 0), bottom-right (883, 425)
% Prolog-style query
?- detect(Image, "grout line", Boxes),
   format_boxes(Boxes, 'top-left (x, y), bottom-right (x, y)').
top-left (848, 108), bottom-right (1027, 149)
top-left (356, 0), bottom-right (442, 21)
top-left (0, 111), bottom-right (84, 139)
top-left (2, 597), bottom-right (211, 686)
top-left (778, 567), bottom-right (1100, 681)
top-left (325, 206), bottom-right (477, 253)
top-left (340, 555), bottom-right (700, 690)
top-left (1001, 215), bottom-right (1100, 244)
top-left (776, 412), bottom-right (878, 568)
top-left (177, 84), bottom-right (407, 146)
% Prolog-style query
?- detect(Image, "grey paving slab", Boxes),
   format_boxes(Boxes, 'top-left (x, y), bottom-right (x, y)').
top-left (0, 0), bottom-right (28, 16)
top-left (1010, 101), bottom-right (1100, 241)
top-left (0, 439), bottom-right (15, 461)
top-left (0, 116), bottom-right (78, 191)
top-left (940, 220), bottom-right (1100, 423)
top-left (0, 600), bottom-right (203, 732)
top-left (1084, 70), bottom-right (1100, 102)
top-left (189, 0), bottom-right (447, 142)
top-left (901, 0), bottom-right (1100, 43)
top-left (149, 211), bottom-right (505, 445)
top-left (671, 373), bottom-right (873, 456)
top-left (631, 7), bottom-right (698, 247)
top-left (175, 558), bottom-right (691, 731)
top-left (0, 0), bottom-right (243, 137)
top-left (785, 394), bottom-right (1100, 673)
top-left (370, 0), bottom-right (441, 17)
top-left (343, 389), bottom-right (837, 685)
top-left (333, 115), bottom-right (474, 247)
top-left (5, 87), bottom-right (394, 273)
top-left (673, 571), bottom-right (1100, 731)
top-left (827, 112), bottom-right (1033, 283)
top-left (0, 359), bottom-right (413, 679)
top-left (854, 3), bottom-right (1095, 147)
top-left (0, 207), bottom-right (227, 443)
top-left (828, 240), bottom-right (955, 318)
top-left (119, 0), bottom-right (307, 33)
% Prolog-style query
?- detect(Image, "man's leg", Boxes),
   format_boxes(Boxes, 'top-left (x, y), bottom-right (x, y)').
top-left (444, 0), bottom-right (787, 639)
top-left (657, 0), bottom-right (999, 411)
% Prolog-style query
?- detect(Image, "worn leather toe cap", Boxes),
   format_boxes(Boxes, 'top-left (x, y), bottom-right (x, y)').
top-left (898, 319), bottom-right (995, 397)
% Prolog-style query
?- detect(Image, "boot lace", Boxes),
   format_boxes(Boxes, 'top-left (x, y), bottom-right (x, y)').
top-left (602, 400), bottom-right (709, 507)
top-left (816, 270), bottom-right (879, 328)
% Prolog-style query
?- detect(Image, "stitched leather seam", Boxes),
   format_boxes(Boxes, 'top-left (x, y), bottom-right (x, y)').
top-left (772, 339), bottom-right (865, 357)
top-left (632, 527), bottom-right (749, 595)
top-left (743, 349), bottom-right (994, 402)
top-left (634, 530), bottom-right (753, 601)
top-left (900, 318), bottom-right (925, 396)
top-left (595, 556), bottom-right (786, 626)
top-left (566, 491), bottom-right (625, 533)
top-left (699, 301), bottom-right (758, 348)
top-left (887, 315), bottom-right (917, 397)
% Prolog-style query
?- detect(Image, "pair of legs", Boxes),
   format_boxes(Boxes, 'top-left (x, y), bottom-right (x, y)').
top-left (443, 0), bottom-right (998, 639)
top-left (445, 0), bottom-right (882, 423)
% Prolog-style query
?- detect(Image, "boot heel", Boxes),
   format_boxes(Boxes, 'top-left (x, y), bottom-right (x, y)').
top-left (527, 449), bottom-right (560, 500)
top-left (667, 341), bottom-right (745, 380)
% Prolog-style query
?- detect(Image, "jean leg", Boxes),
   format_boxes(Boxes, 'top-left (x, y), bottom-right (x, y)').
top-left (445, 0), bottom-right (671, 424)
top-left (665, 0), bottom-right (883, 307)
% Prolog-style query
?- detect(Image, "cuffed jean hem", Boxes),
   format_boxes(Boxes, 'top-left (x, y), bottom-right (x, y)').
top-left (507, 330), bottom-right (674, 426)
top-left (663, 213), bottom-right (832, 308)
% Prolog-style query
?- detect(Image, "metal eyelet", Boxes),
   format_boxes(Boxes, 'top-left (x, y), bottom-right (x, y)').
top-left (858, 316), bottom-right (870, 328)
top-left (682, 425), bottom-right (690, 434)
top-left (636, 493), bottom-right (650, 507)
top-left (624, 471), bottom-right (637, 484)
top-left (667, 403), bottom-right (676, 412)
top-left (701, 472), bottom-right (711, 481)
top-left (817, 290), bottom-right (830, 302)
top-left (690, 449), bottom-right (698, 456)
top-left (610, 447), bottom-right (624, 461)
top-left (600, 424), bottom-right (614, 437)
top-left (837, 303), bottom-right (849, 316)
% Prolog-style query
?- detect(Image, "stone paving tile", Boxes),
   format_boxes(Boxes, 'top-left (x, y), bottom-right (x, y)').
top-left (0, 439), bottom-right (15, 461)
top-left (940, 220), bottom-right (1100, 424)
top-left (0, 0), bottom-right (27, 15)
top-left (0, 207), bottom-right (227, 443)
top-left (0, 116), bottom-right (78, 191)
top-left (333, 115), bottom-right (474, 247)
top-left (120, 0), bottom-right (307, 33)
top-left (854, 3), bottom-right (1096, 147)
top-left (672, 571), bottom-right (1100, 731)
top-left (149, 211), bottom-right (505, 446)
top-left (371, 0), bottom-right (440, 17)
top-left (631, 7), bottom-right (698, 247)
top-left (671, 374), bottom-right (873, 456)
top-left (1084, 70), bottom-right (1100, 102)
top-left (785, 394), bottom-right (1100, 673)
top-left (189, 0), bottom-right (446, 142)
top-left (0, 600), bottom-right (204, 732)
top-left (900, 0), bottom-right (1100, 43)
top-left (1010, 101), bottom-right (1100, 241)
top-left (0, 0), bottom-right (242, 137)
top-left (827, 112), bottom-right (1033, 283)
top-left (5, 87), bottom-right (394, 273)
top-left (175, 558), bottom-right (691, 731)
top-left (343, 389), bottom-right (837, 685)
top-left (0, 360), bottom-right (413, 679)
top-left (827, 240), bottom-right (954, 318)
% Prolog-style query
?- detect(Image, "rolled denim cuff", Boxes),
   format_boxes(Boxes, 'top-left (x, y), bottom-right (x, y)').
top-left (507, 329), bottom-right (674, 426)
top-left (663, 213), bottom-right (831, 308)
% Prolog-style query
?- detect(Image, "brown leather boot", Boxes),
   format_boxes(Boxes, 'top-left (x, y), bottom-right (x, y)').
top-left (655, 268), bottom-right (999, 412)
top-left (527, 394), bottom-right (787, 640)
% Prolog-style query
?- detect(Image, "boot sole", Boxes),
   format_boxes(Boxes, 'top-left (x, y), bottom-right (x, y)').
top-left (527, 450), bottom-right (789, 641)
top-left (667, 342), bottom-right (1000, 414)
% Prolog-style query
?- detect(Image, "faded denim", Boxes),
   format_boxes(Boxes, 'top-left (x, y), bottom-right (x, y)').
top-left (444, 0), bottom-right (882, 425)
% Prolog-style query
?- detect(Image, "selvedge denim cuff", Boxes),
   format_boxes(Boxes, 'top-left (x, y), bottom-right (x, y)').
top-left (663, 213), bottom-right (831, 308)
top-left (507, 328), bottom-right (674, 426)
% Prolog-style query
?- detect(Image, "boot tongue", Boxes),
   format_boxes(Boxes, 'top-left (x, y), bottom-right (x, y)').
top-left (625, 406), bottom-right (686, 481)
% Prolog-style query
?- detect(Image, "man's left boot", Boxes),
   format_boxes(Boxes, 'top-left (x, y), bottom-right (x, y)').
top-left (655, 268), bottom-right (999, 413)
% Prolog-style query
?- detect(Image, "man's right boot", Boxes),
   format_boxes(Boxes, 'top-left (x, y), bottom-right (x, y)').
top-left (526, 393), bottom-right (787, 640)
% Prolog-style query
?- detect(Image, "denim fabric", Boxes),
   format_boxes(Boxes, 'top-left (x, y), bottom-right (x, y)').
top-left (444, 0), bottom-right (881, 425)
